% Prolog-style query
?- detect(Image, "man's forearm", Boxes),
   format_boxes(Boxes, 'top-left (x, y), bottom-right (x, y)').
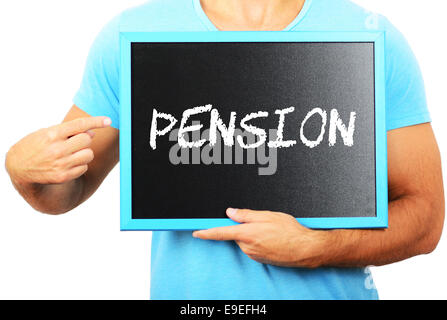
top-left (8, 172), bottom-right (85, 215)
top-left (318, 195), bottom-right (444, 268)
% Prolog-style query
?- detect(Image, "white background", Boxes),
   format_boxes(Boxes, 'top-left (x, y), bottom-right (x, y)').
top-left (0, 0), bottom-right (445, 300)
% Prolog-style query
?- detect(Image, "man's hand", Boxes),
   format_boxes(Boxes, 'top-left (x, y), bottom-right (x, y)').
top-left (193, 208), bottom-right (328, 268)
top-left (194, 124), bottom-right (444, 269)
top-left (5, 106), bottom-right (119, 215)
top-left (6, 116), bottom-right (111, 186)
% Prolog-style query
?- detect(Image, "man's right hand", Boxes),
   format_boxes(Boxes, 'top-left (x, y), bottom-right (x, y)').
top-left (6, 116), bottom-right (111, 186)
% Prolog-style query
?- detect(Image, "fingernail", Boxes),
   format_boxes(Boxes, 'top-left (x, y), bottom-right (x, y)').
top-left (192, 232), bottom-right (199, 238)
top-left (103, 118), bottom-right (112, 126)
top-left (227, 208), bottom-right (238, 216)
top-left (86, 130), bottom-right (96, 138)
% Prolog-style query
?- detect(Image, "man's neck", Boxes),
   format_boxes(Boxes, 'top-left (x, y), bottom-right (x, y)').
top-left (200, 0), bottom-right (306, 31)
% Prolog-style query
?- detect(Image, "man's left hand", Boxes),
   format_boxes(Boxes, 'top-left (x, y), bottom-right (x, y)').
top-left (193, 208), bottom-right (329, 268)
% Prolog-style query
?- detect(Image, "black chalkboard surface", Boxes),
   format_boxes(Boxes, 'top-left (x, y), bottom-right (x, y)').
top-left (119, 32), bottom-right (388, 230)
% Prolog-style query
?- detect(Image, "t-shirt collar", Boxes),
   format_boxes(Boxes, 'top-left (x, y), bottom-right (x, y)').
top-left (193, 0), bottom-right (314, 31)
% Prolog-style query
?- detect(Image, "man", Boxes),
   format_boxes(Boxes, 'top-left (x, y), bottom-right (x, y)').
top-left (5, 0), bottom-right (444, 299)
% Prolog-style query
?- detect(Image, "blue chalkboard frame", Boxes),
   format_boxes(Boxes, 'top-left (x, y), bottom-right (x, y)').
top-left (119, 31), bottom-right (387, 231)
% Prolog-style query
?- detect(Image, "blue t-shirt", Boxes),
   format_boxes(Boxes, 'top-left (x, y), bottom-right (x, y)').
top-left (74, 0), bottom-right (431, 300)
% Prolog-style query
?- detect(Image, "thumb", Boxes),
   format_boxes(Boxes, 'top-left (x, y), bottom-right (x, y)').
top-left (226, 208), bottom-right (268, 223)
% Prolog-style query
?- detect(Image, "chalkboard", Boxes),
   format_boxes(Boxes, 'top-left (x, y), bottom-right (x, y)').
top-left (119, 32), bottom-right (387, 230)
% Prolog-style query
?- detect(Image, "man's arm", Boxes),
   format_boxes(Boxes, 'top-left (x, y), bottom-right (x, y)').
top-left (193, 123), bottom-right (445, 268)
top-left (5, 106), bottom-right (119, 214)
top-left (325, 123), bottom-right (444, 267)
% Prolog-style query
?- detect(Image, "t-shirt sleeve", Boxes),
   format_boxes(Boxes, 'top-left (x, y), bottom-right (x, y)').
top-left (73, 15), bottom-right (121, 129)
top-left (384, 18), bottom-right (431, 131)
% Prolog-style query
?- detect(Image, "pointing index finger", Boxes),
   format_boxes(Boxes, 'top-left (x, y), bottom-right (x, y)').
top-left (193, 225), bottom-right (245, 241)
top-left (60, 117), bottom-right (112, 137)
